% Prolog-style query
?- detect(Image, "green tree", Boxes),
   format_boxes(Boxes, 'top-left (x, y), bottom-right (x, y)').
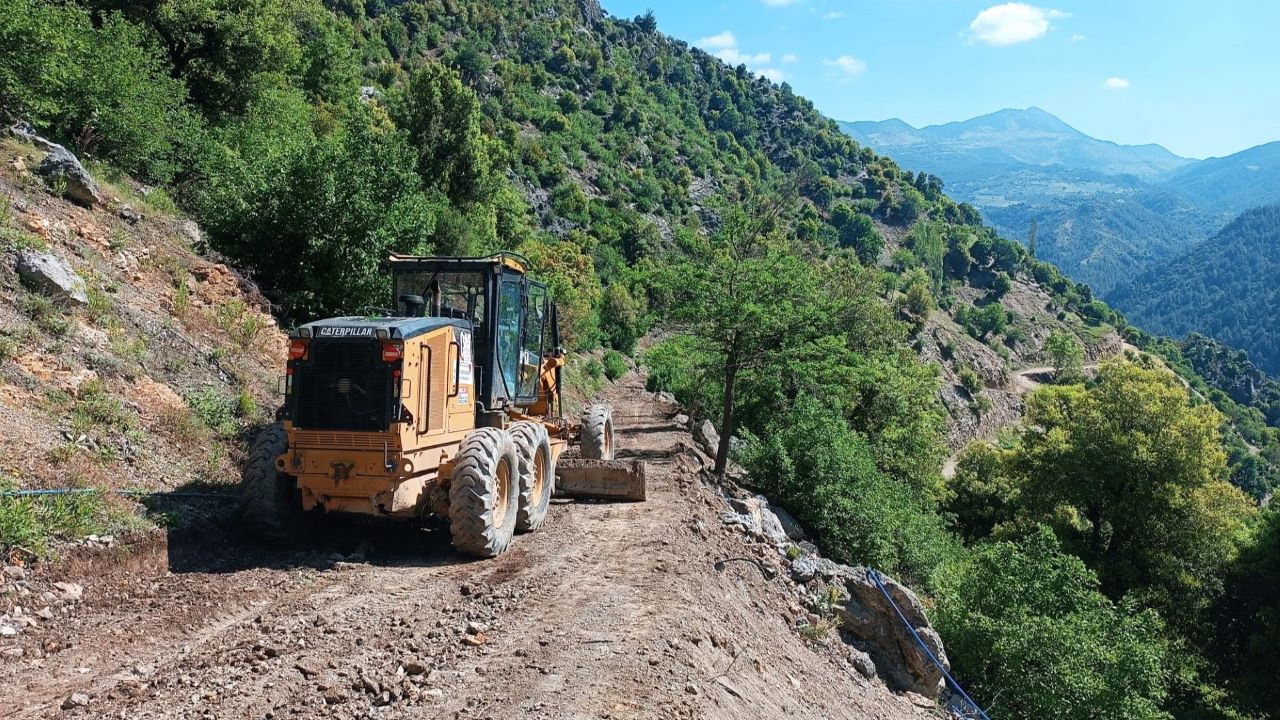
top-left (830, 204), bottom-right (882, 265)
top-left (662, 189), bottom-right (824, 475)
top-left (944, 442), bottom-right (1019, 543)
top-left (935, 528), bottom-right (1170, 720)
top-left (0, 2), bottom-right (194, 181)
top-left (907, 220), bottom-right (945, 290)
top-left (1045, 330), bottom-right (1085, 384)
top-left (199, 107), bottom-right (437, 320)
top-left (389, 62), bottom-right (495, 206)
top-left (87, 0), bottom-right (308, 118)
top-left (1013, 362), bottom-right (1255, 618)
top-left (599, 282), bottom-right (646, 353)
top-left (742, 394), bottom-right (957, 583)
top-left (1213, 507), bottom-right (1280, 716)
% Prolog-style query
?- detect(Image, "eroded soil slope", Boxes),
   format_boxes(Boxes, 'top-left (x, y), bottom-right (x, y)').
top-left (1, 375), bottom-right (936, 720)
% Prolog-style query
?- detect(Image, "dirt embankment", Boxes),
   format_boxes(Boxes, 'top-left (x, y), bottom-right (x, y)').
top-left (1, 375), bottom-right (938, 720)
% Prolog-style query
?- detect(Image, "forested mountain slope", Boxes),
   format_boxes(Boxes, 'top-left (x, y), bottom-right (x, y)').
top-left (840, 108), bottom-right (1267, 298)
top-left (1159, 141), bottom-right (1280, 214)
top-left (3, 1), bottom-right (1279, 718)
top-left (1112, 204), bottom-right (1280, 375)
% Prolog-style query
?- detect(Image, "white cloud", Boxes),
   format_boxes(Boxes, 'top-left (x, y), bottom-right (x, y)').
top-left (762, 0), bottom-right (801, 5)
top-left (696, 30), bottom-right (737, 50)
top-left (1070, 33), bottom-right (1087, 42)
top-left (1102, 76), bottom-right (1130, 90)
top-left (696, 29), bottom-right (783, 82)
top-left (717, 48), bottom-right (772, 65)
top-left (824, 54), bottom-right (867, 78)
top-left (823, 11), bottom-right (845, 19)
top-left (968, 3), bottom-right (1068, 46)
top-left (781, 53), bottom-right (799, 63)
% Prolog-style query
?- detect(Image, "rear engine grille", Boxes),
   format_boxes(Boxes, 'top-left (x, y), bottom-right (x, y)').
top-left (293, 340), bottom-right (390, 431)
top-left (293, 431), bottom-right (394, 450)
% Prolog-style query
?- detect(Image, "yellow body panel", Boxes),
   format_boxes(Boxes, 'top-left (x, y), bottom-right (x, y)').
top-left (281, 325), bottom-right (477, 517)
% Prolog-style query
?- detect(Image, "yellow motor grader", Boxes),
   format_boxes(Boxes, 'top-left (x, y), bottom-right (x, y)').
top-left (240, 252), bottom-right (645, 557)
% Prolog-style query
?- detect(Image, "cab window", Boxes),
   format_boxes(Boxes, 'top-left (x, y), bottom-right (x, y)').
top-left (497, 280), bottom-right (522, 400)
top-left (518, 284), bottom-right (547, 399)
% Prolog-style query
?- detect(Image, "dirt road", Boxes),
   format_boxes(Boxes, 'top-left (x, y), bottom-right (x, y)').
top-left (1, 374), bottom-right (928, 720)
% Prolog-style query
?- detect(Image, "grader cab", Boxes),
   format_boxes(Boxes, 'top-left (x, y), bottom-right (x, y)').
top-left (240, 252), bottom-right (644, 557)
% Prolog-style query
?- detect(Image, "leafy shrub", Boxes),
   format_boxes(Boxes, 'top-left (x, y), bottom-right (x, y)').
top-left (17, 292), bottom-right (70, 336)
top-left (741, 395), bottom-right (958, 586)
top-left (935, 528), bottom-right (1170, 720)
top-left (186, 388), bottom-right (238, 439)
top-left (958, 366), bottom-right (983, 395)
top-left (602, 350), bottom-right (627, 381)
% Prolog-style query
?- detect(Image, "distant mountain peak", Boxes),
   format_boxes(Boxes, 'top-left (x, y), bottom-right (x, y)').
top-left (839, 107), bottom-right (1190, 180)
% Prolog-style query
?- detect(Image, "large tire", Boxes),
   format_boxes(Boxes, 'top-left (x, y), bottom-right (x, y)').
top-left (448, 427), bottom-right (520, 557)
top-left (240, 423), bottom-right (308, 544)
top-left (510, 421), bottom-right (553, 532)
top-left (581, 404), bottom-right (615, 461)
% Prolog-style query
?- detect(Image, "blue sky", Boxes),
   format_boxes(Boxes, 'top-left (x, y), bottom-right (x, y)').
top-left (600, 0), bottom-right (1280, 159)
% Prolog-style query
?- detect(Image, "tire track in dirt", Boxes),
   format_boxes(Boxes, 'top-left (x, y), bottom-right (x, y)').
top-left (3, 373), bottom-right (931, 720)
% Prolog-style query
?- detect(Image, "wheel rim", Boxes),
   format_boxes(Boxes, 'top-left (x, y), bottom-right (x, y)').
top-left (533, 446), bottom-right (548, 501)
top-left (493, 456), bottom-right (512, 528)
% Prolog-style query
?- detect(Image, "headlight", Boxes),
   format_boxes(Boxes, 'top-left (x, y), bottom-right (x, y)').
top-left (375, 328), bottom-right (390, 340)
top-left (297, 327), bottom-right (312, 338)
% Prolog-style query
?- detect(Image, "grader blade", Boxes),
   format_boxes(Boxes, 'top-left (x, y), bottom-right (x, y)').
top-left (554, 459), bottom-right (647, 502)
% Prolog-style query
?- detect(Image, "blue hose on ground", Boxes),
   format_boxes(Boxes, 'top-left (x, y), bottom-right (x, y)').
top-left (869, 568), bottom-right (993, 720)
top-left (1, 488), bottom-right (236, 500)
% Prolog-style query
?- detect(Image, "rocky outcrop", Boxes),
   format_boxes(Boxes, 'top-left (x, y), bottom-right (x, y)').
top-left (838, 567), bottom-right (948, 698)
top-left (16, 249), bottom-right (88, 305)
top-left (693, 419), bottom-right (719, 456)
top-left (712, 485), bottom-right (950, 699)
top-left (10, 122), bottom-right (103, 207)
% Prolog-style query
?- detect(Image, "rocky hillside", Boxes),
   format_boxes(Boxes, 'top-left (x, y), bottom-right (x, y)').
top-left (0, 127), bottom-right (285, 550)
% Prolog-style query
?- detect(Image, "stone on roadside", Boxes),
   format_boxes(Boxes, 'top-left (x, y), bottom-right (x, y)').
top-left (694, 420), bottom-right (720, 456)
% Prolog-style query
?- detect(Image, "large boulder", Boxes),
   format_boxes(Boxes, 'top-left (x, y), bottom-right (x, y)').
top-left (16, 250), bottom-right (88, 305)
top-left (720, 495), bottom-right (790, 546)
top-left (770, 504), bottom-right (807, 541)
top-left (10, 122), bottom-right (103, 207)
top-left (838, 568), bottom-right (949, 699)
top-left (694, 419), bottom-right (720, 456)
top-left (38, 145), bottom-right (103, 207)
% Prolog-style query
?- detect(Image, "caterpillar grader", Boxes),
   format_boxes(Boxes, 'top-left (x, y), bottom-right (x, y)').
top-left (240, 252), bottom-right (645, 557)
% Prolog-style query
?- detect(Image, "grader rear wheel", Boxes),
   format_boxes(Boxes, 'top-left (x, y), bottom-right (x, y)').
top-left (449, 427), bottom-right (520, 557)
top-left (511, 421), bottom-right (553, 532)
top-left (581, 404), bottom-right (615, 461)
top-left (240, 423), bottom-right (310, 544)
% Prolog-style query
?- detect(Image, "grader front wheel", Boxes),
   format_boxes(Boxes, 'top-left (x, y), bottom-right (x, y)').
top-left (511, 421), bottom-right (553, 532)
top-left (581, 404), bottom-right (615, 461)
top-left (449, 427), bottom-right (520, 557)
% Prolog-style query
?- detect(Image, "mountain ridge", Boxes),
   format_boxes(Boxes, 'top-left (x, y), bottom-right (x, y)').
top-left (839, 107), bottom-right (1280, 295)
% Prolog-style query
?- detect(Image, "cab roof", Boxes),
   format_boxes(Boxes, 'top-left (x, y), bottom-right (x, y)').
top-left (385, 252), bottom-right (529, 275)
top-left (292, 316), bottom-right (469, 341)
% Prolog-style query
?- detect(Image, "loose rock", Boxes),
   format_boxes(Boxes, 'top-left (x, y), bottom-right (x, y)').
top-left (16, 250), bottom-right (89, 305)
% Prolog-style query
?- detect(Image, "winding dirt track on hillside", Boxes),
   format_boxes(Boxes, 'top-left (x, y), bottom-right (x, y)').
top-left (1, 375), bottom-right (928, 720)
